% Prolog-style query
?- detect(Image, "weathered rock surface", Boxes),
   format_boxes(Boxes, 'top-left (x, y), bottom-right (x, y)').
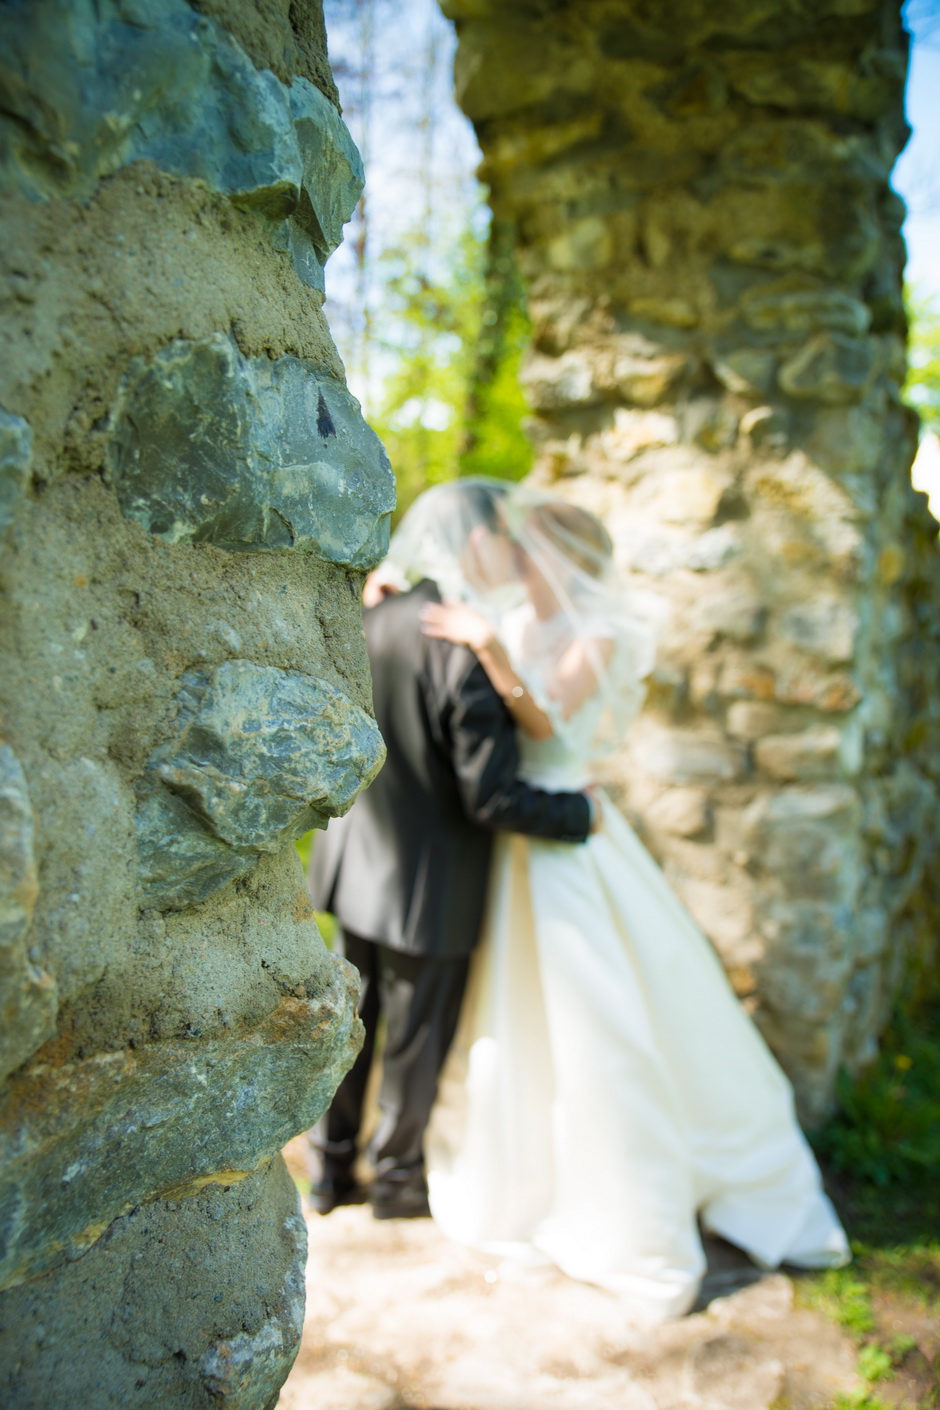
top-left (0, 0), bottom-right (380, 1401)
top-left (0, 963), bottom-right (360, 1290)
top-left (447, 0), bottom-right (938, 1120)
top-left (0, 746), bottom-right (57, 1083)
top-left (0, 0), bottom-right (362, 290)
top-left (1, 1156), bottom-right (306, 1409)
top-left (107, 334), bottom-right (394, 565)
top-left (0, 411), bottom-right (31, 537)
top-left (138, 662), bottom-right (385, 909)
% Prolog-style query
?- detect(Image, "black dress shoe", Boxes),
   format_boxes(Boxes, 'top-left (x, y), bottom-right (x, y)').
top-left (369, 1184), bottom-right (431, 1221)
top-left (311, 1175), bottom-right (369, 1216)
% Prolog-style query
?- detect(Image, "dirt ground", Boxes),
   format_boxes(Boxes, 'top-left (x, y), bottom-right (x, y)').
top-left (278, 1137), bottom-right (862, 1410)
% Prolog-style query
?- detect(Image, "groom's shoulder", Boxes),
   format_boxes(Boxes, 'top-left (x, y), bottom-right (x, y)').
top-left (367, 581), bottom-right (480, 696)
top-left (365, 578), bottom-right (435, 644)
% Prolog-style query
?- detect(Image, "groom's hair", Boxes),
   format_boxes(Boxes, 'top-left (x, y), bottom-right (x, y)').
top-left (454, 481), bottom-right (507, 536)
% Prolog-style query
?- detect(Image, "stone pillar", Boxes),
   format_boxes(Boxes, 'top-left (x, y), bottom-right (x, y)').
top-left (445, 0), bottom-right (940, 1121)
top-left (0, 2), bottom-right (392, 1405)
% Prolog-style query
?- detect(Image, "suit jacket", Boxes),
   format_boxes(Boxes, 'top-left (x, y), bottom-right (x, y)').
top-left (309, 579), bottom-right (591, 959)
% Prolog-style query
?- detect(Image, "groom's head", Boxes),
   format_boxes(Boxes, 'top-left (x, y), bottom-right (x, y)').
top-left (453, 483), bottom-right (514, 593)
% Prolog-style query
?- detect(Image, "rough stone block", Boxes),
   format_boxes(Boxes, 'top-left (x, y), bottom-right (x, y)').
top-left (756, 899), bottom-right (855, 1023)
top-left (138, 662), bottom-right (385, 910)
top-left (645, 786), bottom-right (709, 838)
top-left (0, 1155), bottom-right (306, 1409)
top-left (106, 334), bottom-right (394, 566)
top-left (597, 408), bottom-right (679, 461)
top-left (0, 0), bottom-right (363, 290)
top-left (713, 350), bottom-right (777, 398)
top-left (777, 598), bottom-right (858, 664)
top-left (0, 746), bottom-right (57, 1082)
top-left (609, 351), bottom-right (687, 406)
top-left (726, 701), bottom-right (803, 741)
top-left (744, 785), bottom-right (862, 901)
top-left (754, 727), bottom-right (843, 781)
top-left (674, 876), bottom-right (760, 968)
top-left (657, 464), bottom-right (736, 526)
top-left (693, 586), bottom-right (766, 645)
top-left (637, 725), bottom-right (745, 786)
top-left (741, 286), bottom-right (870, 338)
top-left (779, 333), bottom-right (877, 404)
top-left (0, 969), bottom-right (360, 1290)
top-left (521, 350), bottom-right (599, 410)
top-left (0, 411), bottom-right (31, 537)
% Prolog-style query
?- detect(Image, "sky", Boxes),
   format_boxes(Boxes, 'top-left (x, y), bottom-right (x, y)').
top-left (895, 2), bottom-right (940, 300)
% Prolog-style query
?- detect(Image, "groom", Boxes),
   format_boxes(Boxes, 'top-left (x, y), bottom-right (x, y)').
top-left (307, 481), bottom-right (595, 1219)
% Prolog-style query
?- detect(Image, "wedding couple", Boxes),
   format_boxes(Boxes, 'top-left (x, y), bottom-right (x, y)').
top-left (308, 477), bottom-right (849, 1321)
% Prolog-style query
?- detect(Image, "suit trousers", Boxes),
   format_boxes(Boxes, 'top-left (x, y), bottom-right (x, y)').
top-left (311, 928), bottom-right (470, 1193)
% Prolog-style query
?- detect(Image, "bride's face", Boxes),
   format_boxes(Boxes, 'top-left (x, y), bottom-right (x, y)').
top-left (461, 523), bottom-right (516, 591)
top-left (514, 538), bottom-right (562, 618)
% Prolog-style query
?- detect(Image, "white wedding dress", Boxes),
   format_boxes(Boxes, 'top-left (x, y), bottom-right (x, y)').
top-left (426, 611), bottom-right (849, 1321)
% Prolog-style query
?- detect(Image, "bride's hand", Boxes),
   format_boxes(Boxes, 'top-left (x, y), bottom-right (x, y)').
top-left (420, 602), bottom-right (497, 654)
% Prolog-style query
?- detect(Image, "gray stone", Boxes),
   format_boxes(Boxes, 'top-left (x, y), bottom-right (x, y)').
top-left (756, 899), bottom-right (855, 1022)
top-left (0, 966), bottom-right (360, 1290)
top-left (779, 333), bottom-right (877, 403)
top-left (0, 747), bottom-right (57, 1082)
top-left (777, 597), bottom-right (857, 663)
top-left (106, 334), bottom-right (394, 566)
top-left (741, 287), bottom-right (870, 337)
top-left (0, 412), bottom-right (31, 537)
top-left (0, 1156), bottom-right (306, 1409)
top-left (713, 349), bottom-right (777, 397)
top-left (137, 662), bottom-right (385, 910)
top-left (0, 0), bottom-right (363, 290)
top-left (744, 786), bottom-right (862, 902)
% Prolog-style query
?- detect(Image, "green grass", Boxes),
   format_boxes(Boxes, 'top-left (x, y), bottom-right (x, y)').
top-left (799, 999), bottom-right (940, 1408)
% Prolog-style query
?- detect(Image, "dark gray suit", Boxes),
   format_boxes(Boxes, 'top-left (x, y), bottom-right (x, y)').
top-left (308, 580), bottom-right (590, 1206)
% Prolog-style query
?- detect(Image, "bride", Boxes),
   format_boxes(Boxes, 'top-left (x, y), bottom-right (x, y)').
top-left (377, 478), bottom-right (849, 1321)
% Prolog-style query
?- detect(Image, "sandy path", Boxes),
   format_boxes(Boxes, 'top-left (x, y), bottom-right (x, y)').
top-left (278, 1138), bottom-right (859, 1410)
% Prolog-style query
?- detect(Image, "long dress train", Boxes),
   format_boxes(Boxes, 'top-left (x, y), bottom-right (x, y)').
top-left (426, 735), bottom-right (849, 1321)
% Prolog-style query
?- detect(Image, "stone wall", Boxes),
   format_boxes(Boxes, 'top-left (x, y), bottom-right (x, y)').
top-left (0, 2), bottom-right (392, 1405)
top-left (445, 0), bottom-right (940, 1122)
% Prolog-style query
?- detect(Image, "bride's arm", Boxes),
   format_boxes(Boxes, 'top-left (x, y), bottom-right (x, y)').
top-left (420, 602), bottom-right (555, 741)
top-left (548, 636), bottom-right (615, 720)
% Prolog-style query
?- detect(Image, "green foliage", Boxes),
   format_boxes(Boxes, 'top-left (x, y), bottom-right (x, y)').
top-left (811, 1004), bottom-right (940, 1187)
top-left (856, 1342), bottom-right (893, 1383)
top-left (368, 226), bottom-right (485, 517)
top-left (799, 1000), bottom-right (940, 1407)
top-left (802, 1268), bottom-right (876, 1335)
top-left (831, 1392), bottom-right (893, 1410)
top-left (366, 214), bottom-right (533, 521)
top-left (904, 284), bottom-right (940, 434)
top-left (459, 299), bottom-right (533, 484)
